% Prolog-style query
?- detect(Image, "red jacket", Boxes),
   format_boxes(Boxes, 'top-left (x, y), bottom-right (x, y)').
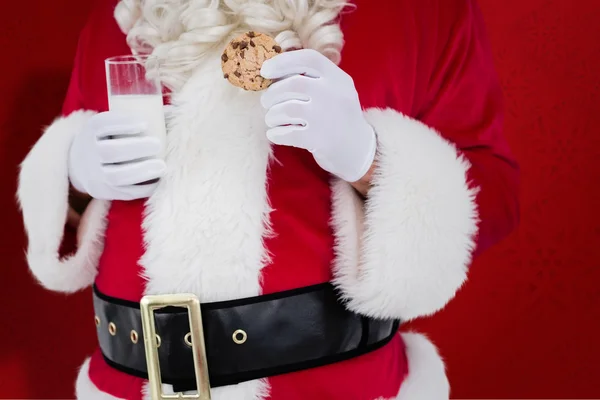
top-left (17, 0), bottom-right (518, 399)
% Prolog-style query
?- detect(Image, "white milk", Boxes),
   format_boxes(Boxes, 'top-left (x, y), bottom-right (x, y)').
top-left (108, 94), bottom-right (167, 155)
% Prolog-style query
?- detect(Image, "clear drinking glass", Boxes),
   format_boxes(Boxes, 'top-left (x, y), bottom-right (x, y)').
top-left (105, 55), bottom-right (166, 156)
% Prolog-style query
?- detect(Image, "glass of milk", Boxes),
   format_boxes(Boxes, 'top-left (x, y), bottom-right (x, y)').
top-left (105, 55), bottom-right (166, 158)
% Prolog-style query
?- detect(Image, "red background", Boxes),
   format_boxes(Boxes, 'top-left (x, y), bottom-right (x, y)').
top-left (1, 0), bottom-right (599, 398)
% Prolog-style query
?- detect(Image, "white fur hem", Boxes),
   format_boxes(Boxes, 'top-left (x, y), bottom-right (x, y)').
top-left (76, 358), bottom-right (124, 400)
top-left (332, 108), bottom-right (478, 320)
top-left (142, 379), bottom-right (270, 400)
top-left (17, 110), bottom-right (109, 293)
top-left (395, 333), bottom-right (449, 400)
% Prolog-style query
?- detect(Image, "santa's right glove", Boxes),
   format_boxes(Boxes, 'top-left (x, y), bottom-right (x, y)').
top-left (68, 111), bottom-right (166, 200)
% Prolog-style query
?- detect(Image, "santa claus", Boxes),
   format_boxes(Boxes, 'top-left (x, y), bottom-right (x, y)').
top-left (17, 0), bottom-right (519, 399)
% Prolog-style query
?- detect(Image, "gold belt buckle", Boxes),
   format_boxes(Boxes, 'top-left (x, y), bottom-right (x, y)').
top-left (140, 293), bottom-right (211, 400)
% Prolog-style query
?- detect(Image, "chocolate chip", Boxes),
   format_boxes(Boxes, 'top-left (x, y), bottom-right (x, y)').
top-left (221, 53), bottom-right (228, 62)
top-left (224, 73), bottom-right (229, 79)
top-left (232, 42), bottom-right (240, 49)
top-left (237, 62), bottom-right (241, 66)
top-left (240, 50), bottom-right (245, 59)
top-left (250, 40), bottom-right (256, 47)
top-left (247, 31), bottom-right (256, 38)
top-left (273, 45), bottom-right (282, 53)
top-left (240, 41), bottom-right (248, 50)
top-left (234, 71), bottom-right (242, 77)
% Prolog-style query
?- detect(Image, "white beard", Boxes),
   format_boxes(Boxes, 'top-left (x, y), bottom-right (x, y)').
top-left (115, 0), bottom-right (347, 92)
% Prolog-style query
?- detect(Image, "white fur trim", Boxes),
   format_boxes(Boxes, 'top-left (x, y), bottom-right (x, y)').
top-left (142, 380), bottom-right (270, 400)
top-left (76, 358), bottom-right (124, 400)
top-left (16, 110), bottom-right (110, 293)
top-left (139, 52), bottom-right (272, 399)
top-left (332, 108), bottom-right (478, 320)
top-left (395, 333), bottom-right (449, 400)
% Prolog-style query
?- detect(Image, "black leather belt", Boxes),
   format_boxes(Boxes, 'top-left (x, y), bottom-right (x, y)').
top-left (93, 283), bottom-right (399, 391)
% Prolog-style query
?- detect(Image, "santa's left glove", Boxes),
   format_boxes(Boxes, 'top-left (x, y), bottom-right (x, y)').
top-left (260, 49), bottom-right (376, 183)
top-left (68, 111), bottom-right (166, 200)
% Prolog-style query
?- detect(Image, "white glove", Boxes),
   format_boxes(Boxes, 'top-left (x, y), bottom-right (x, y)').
top-left (68, 111), bottom-right (166, 200)
top-left (260, 49), bottom-right (376, 183)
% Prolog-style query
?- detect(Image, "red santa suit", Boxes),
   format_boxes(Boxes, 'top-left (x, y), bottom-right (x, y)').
top-left (17, 0), bottom-right (519, 399)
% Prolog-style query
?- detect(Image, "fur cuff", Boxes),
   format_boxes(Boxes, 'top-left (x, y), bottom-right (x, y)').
top-left (17, 110), bottom-right (109, 293)
top-left (331, 108), bottom-right (478, 320)
top-left (396, 333), bottom-right (449, 400)
top-left (76, 358), bottom-right (124, 399)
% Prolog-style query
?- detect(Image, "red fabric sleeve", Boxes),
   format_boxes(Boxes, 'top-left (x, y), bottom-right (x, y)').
top-left (417, 0), bottom-right (520, 257)
top-left (59, 18), bottom-right (94, 251)
top-left (60, 22), bottom-right (91, 116)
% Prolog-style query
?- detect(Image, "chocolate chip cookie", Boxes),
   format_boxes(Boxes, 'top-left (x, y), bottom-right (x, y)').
top-left (221, 31), bottom-right (283, 91)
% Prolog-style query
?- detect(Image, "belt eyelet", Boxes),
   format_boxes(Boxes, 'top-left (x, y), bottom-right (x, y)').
top-left (130, 330), bottom-right (139, 344)
top-left (184, 332), bottom-right (193, 347)
top-left (232, 329), bottom-right (247, 345)
top-left (108, 322), bottom-right (117, 336)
